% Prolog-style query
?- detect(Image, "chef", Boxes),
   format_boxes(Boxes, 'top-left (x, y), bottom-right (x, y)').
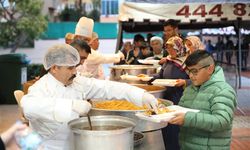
top-left (21, 44), bottom-right (158, 150)
top-left (74, 17), bottom-right (124, 79)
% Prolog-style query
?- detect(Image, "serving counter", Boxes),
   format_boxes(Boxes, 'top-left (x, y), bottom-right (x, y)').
top-left (134, 130), bottom-right (165, 150)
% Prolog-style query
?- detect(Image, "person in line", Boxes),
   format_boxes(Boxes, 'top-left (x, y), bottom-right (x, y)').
top-left (160, 19), bottom-right (181, 65)
top-left (225, 36), bottom-right (234, 64)
top-left (149, 36), bottom-right (168, 60)
top-left (169, 50), bottom-right (236, 150)
top-left (127, 34), bottom-right (144, 64)
top-left (215, 36), bottom-right (225, 62)
top-left (205, 39), bottom-right (215, 54)
top-left (117, 41), bottom-right (133, 64)
top-left (140, 42), bottom-right (153, 59)
top-left (185, 35), bottom-right (205, 54)
top-left (21, 44), bottom-right (158, 150)
top-left (149, 36), bottom-right (189, 150)
top-left (163, 19), bottom-right (179, 44)
top-left (74, 17), bottom-right (124, 79)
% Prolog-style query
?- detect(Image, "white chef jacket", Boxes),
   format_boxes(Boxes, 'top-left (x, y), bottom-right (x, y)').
top-left (77, 49), bottom-right (120, 79)
top-left (21, 73), bottom-right (145, 150)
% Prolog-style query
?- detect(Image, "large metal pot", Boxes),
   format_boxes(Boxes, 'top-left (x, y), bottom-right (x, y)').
top-left (89, 99), bottom-right (172, 132)
top-left (109, 65), bottom-right (158, 84)
top-left (68, 115), bottom-right (136, 150)
top-left (131, 84), bottom-right (166, 98)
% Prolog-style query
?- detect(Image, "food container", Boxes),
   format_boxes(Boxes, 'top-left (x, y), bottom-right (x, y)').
top-left (68, 115), bottom-right (136, 150)
top-left (89, 99), bottom-right (173, 132)
top-left (134, 132), bottom-right (144, 147)
top-left (109, 65), bottom-right (158, 84)
top-left (131, 84), bottom-right (166, 98)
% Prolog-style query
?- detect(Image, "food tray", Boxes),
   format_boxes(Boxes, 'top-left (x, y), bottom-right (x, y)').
top-left (91, 99), bottom-right (173, 112)
top-left (135, 105), bottom-right (200, 123)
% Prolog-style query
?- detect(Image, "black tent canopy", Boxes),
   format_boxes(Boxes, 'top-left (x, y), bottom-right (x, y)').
top-left (116, 1), bottom-right (250, 88)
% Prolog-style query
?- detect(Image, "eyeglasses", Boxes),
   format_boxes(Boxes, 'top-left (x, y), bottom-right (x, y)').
top-left (186, 65), bottom-right (210, 76)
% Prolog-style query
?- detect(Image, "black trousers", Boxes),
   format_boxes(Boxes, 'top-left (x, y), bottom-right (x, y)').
top-left (161, 124), bottom-right (180, 150)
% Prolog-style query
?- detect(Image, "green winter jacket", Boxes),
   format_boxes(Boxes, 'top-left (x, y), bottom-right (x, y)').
top-left (178, 66), bottom-right (237, 150)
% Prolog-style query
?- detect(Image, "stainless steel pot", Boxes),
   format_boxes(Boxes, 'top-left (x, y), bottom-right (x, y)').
top-left (109, 65), bottom-right (158, 84)
top-left (131, 84), bottom-right (166, 98)
top-left (68, 115), bottom-right (136, 150)
top-left (89, 99), bottom-right (172, 132)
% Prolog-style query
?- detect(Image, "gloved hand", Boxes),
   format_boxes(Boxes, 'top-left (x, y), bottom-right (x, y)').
top-left (147, 78), bottom-right (155, 85)
top-left (72, 100), bottom-right (92, 116)
top-left (142, 92), bottom-right (158, 113)
top-left (117, 51), bottom-right (125, 60)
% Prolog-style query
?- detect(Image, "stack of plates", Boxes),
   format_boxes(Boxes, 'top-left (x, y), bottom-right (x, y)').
top-left (152, 79), bottom-right (177, 87)
top-left (138, 59), bottom-right (160, 65)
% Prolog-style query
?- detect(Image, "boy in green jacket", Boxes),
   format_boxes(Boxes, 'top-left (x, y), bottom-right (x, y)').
top-left (169, 50), bottom-right (237, 150)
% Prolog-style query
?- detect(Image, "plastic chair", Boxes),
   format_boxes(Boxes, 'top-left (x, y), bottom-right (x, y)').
top-left (14, 90), bottom-right (29, 125)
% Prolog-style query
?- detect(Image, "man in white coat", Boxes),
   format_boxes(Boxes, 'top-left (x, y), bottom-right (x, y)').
top-left (74, 17), bottom-right (124, 79)
top-left (21, 44), bottom-right (158, 150)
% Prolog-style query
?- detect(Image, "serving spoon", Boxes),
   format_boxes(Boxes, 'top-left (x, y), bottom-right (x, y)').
top-left (87, 99), bottom-right (93, 130)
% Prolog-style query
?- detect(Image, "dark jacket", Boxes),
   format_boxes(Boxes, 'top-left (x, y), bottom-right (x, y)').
top-left (153, 59), bottom-right (189, 104)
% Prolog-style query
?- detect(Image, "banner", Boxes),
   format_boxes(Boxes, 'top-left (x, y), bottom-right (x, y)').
top-left (119, 2), bottom-right (250, 22)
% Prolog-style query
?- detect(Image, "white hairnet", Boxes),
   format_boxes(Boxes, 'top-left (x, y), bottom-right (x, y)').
top-left (43, 44), bottom-right (80, 70)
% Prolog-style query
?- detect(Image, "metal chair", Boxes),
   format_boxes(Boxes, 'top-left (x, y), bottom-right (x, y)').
top-left (14, 90), bottom-right (29, 125)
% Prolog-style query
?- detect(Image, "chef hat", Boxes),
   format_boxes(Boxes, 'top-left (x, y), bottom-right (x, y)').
top-left (75, 17), bottom-right (94, 38)
top-left (43, 44), bottom-right (80, 70)
top-left (65, 33), bottom-right (75, 44)
top-left (92, 32), bottom-right (98, 40)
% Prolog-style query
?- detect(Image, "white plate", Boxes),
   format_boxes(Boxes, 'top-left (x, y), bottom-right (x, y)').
top-left (152, 79), bottom-right (177, 87)
top-left (138, 59), bottom-right (160, 65)
top-left (120, 74), bottom-right (153, 81)
top-left (135, 105), bottom-right (199, 123)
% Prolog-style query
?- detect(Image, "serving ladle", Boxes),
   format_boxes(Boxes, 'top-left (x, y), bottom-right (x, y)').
top-left (87, 99), bottom-right (93, 130)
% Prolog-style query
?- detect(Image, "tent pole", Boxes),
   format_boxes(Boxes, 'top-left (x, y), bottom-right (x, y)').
top-left (116, 21), bottom-right (123, 53)
top-left (237, 20), bottom-right (242, 88)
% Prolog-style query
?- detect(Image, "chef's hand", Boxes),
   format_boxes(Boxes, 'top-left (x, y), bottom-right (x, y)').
top-left (117, 51), bottom-right (125, 60)
top-left (175, 79), bottom-right (186, 87)
top-left (72, 100), bottom-right (92, 116)
top-left (142, 92), bottom-right (158, 113)
top-left (168, 112), bottom-right (185, 126)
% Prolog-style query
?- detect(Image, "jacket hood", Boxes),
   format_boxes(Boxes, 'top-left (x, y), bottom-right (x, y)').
top-left (202, 66), bottom-right (225, 88)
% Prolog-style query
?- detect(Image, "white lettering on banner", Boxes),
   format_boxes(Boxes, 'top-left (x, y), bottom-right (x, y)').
top-left (119, 2), bottom-right (250, 22)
